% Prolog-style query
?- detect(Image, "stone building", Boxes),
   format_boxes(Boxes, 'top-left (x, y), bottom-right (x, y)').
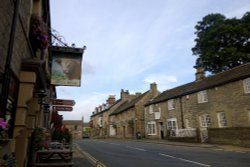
top-left (110, 83), bottom-right (160, 138)
top-left (144, 100), bottom-right (166, 140)
top-left (90, 95), bottom-right (116, 138)
top-left (63, 120), bottom-right (83, 139)
top-left (90, 91), bottom-right (136, 138)
top-left (0, 0), bottom-right (55, 166)
top-left (145, 63), bottom-right (250, 146)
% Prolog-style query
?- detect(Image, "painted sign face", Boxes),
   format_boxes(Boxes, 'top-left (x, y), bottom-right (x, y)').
top-left (55, 58), bottom-right (81, 80)
top-left (51, 47), bottom-right (83, 86)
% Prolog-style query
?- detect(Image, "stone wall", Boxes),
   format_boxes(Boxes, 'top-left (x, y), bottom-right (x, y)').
top-left (179, 80), bottom-right (250, 129)
top-left (0, 1), bottom-right (32, 76)
top-left (0, 1), bottom-right (13, 73)
top-left (208, 127), bottom-right (250, 147)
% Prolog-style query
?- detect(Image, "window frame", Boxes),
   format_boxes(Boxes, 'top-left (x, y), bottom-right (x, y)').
top-left (168, 99), bottom-right (175, 110)
top-left (167, 118), bottom-right (177, 130)
top-left (185, 118), bottom-right (191, 129)
top-left (217, 112), bottom-right (227, 128)
top-left (197, 90), bottom-right (208, 103)
top-left (98, 116), bottom-right (103, 127)
top-left (244, 78), bottom-right (250, 93)
top-left (199, 114), bottom-right (211, 127)
top-left (147, 121), bottom-right (156, 135)
top-left (149, 105), bottom-right (153, 114)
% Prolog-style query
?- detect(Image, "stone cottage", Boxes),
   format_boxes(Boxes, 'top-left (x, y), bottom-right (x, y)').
top-left (110, 83), bottom-right (160, 138)
top-left (145, 63), bottom-right (250, 146)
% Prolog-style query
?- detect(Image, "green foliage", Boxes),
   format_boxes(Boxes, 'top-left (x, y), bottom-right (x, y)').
top-left (52, 128), bottom-right (72, 143)
top-left (52, 70), bottom-right (67, 80)
top-left (192, 12), bottom-right (250, 73)
top-left (32, 128), bottom-right (46, 151)
top-left (83, 127), bottom-right (91, 133)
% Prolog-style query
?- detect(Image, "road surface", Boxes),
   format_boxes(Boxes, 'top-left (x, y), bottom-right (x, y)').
top-left (75, 139), bottom-right (250, 167)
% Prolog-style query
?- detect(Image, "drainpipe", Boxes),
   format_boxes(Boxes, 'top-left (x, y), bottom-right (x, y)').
top-left (179, 97), bottom-right (185, 128)
top-left (0, 0), bottom-right (20, 118)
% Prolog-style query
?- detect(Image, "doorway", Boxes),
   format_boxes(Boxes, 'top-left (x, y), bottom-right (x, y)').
top-left (123, 126), bottom-right (126, 138)
top-left (159, 122), bottom-right (164, 139)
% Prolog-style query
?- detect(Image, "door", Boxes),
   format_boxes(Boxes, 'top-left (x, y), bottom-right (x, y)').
top-left (159, 122), bottom-right (164, 139)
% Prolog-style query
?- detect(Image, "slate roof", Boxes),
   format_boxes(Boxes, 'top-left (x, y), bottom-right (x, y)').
top-left (83, 122), bottom-right (90, 127)
top-left (90, 99), bottom-right (121, 117)
top-left (145, 63), bottom-right (250, 106)
top-left (110, 91), bottom-right (148, 116)
top-left (63, 120), bottom-right (83, 125)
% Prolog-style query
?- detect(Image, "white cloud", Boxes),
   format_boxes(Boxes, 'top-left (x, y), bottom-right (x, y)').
top-left (226, 5), bottom-right (250, 18)
top-left (61, 91), bottom-right (110, 121)
top-left (82, 61), bottom-right (95, 75)
top-left (144, 73), bottom-right (177, 91)
top-left (51, 0), bottom-right (250, 122)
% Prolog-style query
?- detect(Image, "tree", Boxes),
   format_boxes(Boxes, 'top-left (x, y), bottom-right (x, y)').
top-left (192, 12), bottom-right (250, 74)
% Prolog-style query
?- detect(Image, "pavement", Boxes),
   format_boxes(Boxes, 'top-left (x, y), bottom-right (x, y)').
top-left (133, 139), bottom-right (250, 153)
top-left (72, 143), bottom-right (94, 167)
top-left (72, 139), bottom-right (250, 167)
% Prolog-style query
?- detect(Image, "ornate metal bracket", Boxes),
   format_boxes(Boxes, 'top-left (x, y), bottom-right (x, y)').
top-left (50, 29), bottom-right (68, 47)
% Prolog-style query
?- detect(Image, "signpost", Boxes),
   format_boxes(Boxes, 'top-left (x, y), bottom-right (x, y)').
top-left (52, 99), bottom-right (75, 106)
top-left (52, 99), bottom-right (75, 112)
top-left (52, 106), bottom-right (73, 112)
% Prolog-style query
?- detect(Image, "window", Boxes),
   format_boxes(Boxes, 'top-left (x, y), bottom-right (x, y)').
top-left (147, 121), bottom-right (156, 135)
top-left (217, 112), bottom-right (227, 128)
top-left (248, 110), bottom-right (250, 124)
top-left (168, 99), bottom-right (175, 110)
top-left (167, 118), bottom-right (177, 137)
top-left (197, 90), bottom-right (208, 103)
top-left (149, 105), bottom-right (153, 114)
top-left (244, 78), bottom-right (250, 93)
top-left (199, 114), bottom-right (211, 127)
top-left (167, 118), bottom-right (177, 130)
top-left (185, 119), bottom-right (191, 128)
top-left (154, 112), bottom-right (161, 120)
top-left (98, 116), bottom-right (103, 127)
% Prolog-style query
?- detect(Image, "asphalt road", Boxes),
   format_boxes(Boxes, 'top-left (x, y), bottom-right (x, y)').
top-left (75, 139), bottom-right (250, 167)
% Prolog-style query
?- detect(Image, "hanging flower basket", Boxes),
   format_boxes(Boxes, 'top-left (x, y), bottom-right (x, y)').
top-left (0, 118), bottom-right (9, 139)
top-left (29, 14), bottom-right (49, 52)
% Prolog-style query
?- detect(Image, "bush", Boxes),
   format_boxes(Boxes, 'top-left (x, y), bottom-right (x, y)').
top-left (52, 128), bottom-right (72, 143)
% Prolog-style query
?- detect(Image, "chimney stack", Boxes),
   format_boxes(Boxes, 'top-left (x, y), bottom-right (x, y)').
top-left (194, 58), bottom-right (205, 81)
top-left (135, 92), bottom-right (142, 96)
top-left (150, 82), bottom-right (157, 93)
top-left (120, 89), bottom-right (129, 100)
top-left (106, 95), bottom-right (116, 105)
top-left (195, 66), bottom-right (205, 81)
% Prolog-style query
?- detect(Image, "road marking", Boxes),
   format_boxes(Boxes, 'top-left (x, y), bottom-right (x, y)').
top-left (126, 146), bottom-right (146, 151)
top-left (159, 153), bottom-right (211, 167)
top-left (99, 141), bottom-right (107, 144)
top-left (110, 142), bottom-right (121, 146)
top-left (235, 151), bottom-right (246, 153)
top-left (74, 143), bottom-right (107, 167)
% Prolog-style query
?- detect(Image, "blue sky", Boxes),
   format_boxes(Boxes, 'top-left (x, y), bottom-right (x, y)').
top-left (50, 0), bottom-right (250, 122)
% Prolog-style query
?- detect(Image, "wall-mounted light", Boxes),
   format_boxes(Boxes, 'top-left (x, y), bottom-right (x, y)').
top-left (34, 89), bottom-right (47, 104)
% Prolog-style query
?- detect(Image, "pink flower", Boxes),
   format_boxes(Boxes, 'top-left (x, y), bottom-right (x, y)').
top-left (30, 14), bottom-right (49, 50)
top-left (0, 118), bottom-right (7, 129)
top-left (40, 140), bottom-right (49, 149)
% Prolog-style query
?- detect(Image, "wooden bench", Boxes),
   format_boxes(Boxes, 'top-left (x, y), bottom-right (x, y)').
top-left (33, 162), bottom-right (74, 167)
top-left (34, 149), bottom-right (73, 167)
